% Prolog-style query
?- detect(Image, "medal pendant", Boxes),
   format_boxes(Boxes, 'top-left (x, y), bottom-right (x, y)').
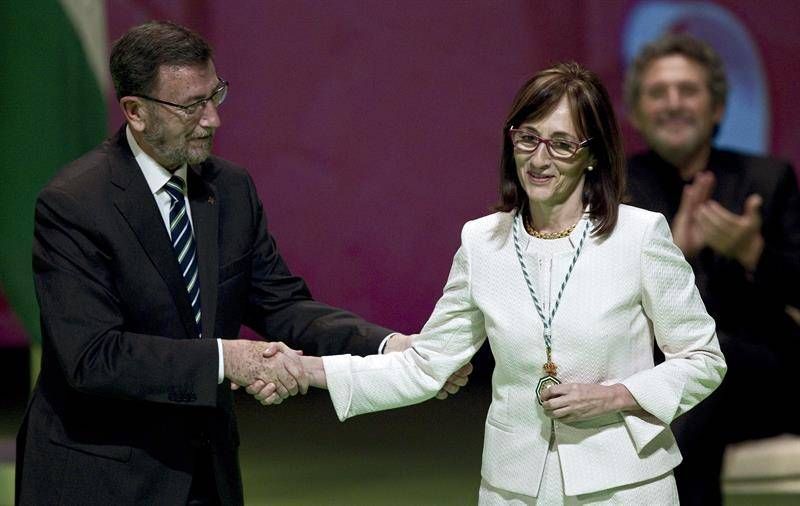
top-left (536, 374), bottom-right (561, 405)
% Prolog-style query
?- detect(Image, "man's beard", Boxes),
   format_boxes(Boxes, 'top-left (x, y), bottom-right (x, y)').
top-left (144, 119), bottom-right (214, 169)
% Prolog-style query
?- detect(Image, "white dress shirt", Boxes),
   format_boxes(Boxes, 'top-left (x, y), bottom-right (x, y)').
top-left (126, 127), bottom-right (394, 385)
top-left (126, 126), bottom-right (226, 383)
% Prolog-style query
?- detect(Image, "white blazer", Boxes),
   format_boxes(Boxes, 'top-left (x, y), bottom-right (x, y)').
top-left (323, 205), bottom-right (726, 497)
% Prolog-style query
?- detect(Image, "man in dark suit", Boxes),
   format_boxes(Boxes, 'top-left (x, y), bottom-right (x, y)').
top-left (624, 34), bottom-right (800, 506)
top-left (16, 21), bottom-right (468, 505)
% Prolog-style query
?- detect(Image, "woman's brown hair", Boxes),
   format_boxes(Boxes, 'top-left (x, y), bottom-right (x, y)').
top-left (496, 62), bottom-right (625, 236)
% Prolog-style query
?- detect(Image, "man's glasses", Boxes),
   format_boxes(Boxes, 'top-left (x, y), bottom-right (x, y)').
top-left (133, 79), bottom-right (229, 117)
top-left (508, 127), bottom-right (590, 159)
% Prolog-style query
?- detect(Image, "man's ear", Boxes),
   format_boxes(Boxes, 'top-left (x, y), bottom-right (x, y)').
top-left (120, 97), bottom-right (148, 133)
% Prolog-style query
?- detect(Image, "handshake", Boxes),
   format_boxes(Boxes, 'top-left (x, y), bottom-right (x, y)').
top-left (221, 336), bottom-right (472, 405)
top-left (222, 339), bottom-right (318, 405)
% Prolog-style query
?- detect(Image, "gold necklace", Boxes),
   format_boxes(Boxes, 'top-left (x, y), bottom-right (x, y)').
top-left (524, 217), bottom-right (578, 239)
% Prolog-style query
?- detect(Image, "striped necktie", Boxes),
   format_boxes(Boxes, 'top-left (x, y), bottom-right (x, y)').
top-left (164, 176), bottom-right (202, 338)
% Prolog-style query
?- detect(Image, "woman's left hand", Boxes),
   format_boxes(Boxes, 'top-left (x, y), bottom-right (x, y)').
top-left (540, 383), bottom-right (638, 422)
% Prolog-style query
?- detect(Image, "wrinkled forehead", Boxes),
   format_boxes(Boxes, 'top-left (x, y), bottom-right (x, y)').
top-left (152, 60), bottom-right (218, 98)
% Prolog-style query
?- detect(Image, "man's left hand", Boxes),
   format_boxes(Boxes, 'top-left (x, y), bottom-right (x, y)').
top-left (696, 194), bottom-right (764, 271)
top-left (436, 362), bottom-right (473, 399)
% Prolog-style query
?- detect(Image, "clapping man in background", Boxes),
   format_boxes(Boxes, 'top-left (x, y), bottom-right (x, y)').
top-left (625, 33), bottom-right (800, 506)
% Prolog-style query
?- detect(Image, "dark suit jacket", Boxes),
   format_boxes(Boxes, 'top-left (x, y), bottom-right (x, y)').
top-left (16, 127), bottom-right (393, 505)
top-left (627, 149), bottom-right (799, 346)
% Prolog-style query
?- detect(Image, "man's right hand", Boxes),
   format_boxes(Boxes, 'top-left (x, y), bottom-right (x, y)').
top-left (222, 340), bottom-right (309, 403)
top-left (672, 171), bottom-right (715, 258)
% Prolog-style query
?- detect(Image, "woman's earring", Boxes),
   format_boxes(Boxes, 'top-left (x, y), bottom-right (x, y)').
top-left (587, 165), bottom-right (594, 172)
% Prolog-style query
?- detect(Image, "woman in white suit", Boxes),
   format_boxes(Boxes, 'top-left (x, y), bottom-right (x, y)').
top-left (261, 63), bottom-right (727, 503)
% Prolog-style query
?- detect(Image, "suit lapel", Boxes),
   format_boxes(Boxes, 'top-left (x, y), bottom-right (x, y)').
top-left (108, 129), bottom-right (199, 339)
top-left (187, 163), bottom-right (219, 340)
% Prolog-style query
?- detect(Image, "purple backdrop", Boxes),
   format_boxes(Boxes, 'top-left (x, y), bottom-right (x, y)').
top-left (98, 0), bottom-right (800, 336)
top-left (3, 0), bottom-right (796, 346)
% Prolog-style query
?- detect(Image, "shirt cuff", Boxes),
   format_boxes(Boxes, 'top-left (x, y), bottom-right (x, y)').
top-left (217, 338), bottom-right (224, 384)
top-left (378, 333), bottom-right (397, 354)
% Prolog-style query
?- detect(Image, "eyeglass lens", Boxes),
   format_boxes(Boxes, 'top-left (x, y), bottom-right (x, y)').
top-left (512, 130), bottom-right (578, 157)
top-left (185, 82), bottom-right (227, 115)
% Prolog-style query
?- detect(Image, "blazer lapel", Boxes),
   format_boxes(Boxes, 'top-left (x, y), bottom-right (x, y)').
top-left (108, 129), bottom-right (199, 339)
top-left (187, 163), bottom-right (219, 340)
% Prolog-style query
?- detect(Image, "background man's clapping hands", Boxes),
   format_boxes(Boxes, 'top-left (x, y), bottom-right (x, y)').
top-left (672, 171), bottom-right (764, 270)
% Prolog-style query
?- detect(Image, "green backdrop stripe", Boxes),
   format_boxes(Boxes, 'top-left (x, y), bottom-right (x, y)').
top-left (0, 2), bottom-right (107, 344)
